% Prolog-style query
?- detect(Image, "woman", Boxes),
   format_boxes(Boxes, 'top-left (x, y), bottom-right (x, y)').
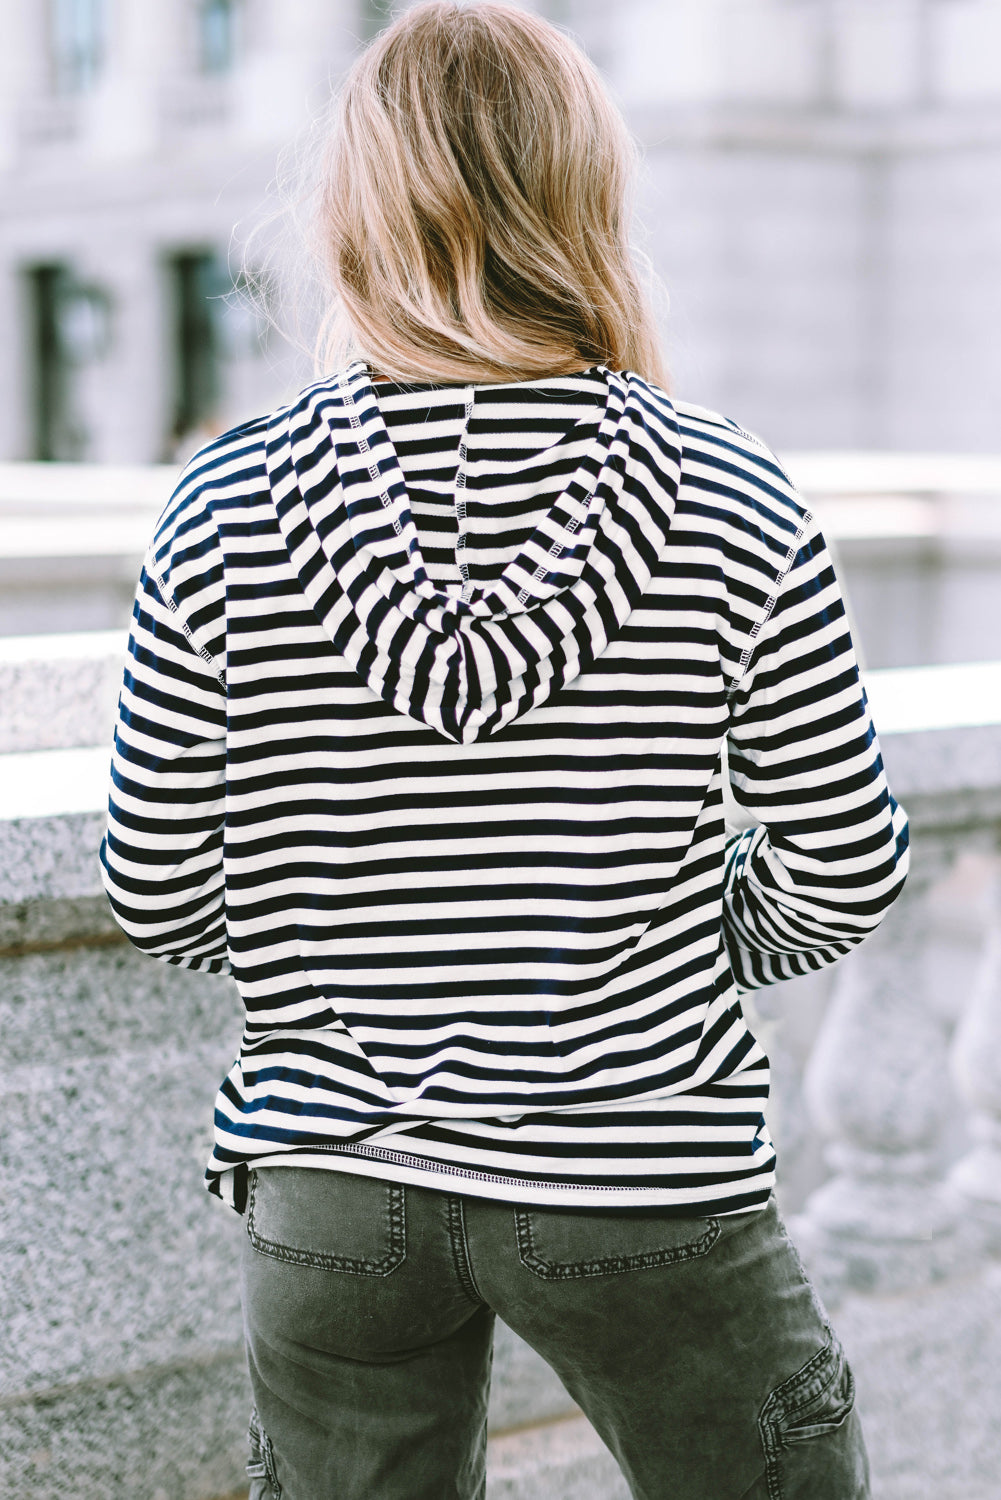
top-left (101, 5), bottom-right (908, 1497)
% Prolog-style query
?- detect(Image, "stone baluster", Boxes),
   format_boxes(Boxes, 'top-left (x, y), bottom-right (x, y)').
top-left (790, 826), bottom-right (980, 1303)
top-left (948, 855), bottom-right (1001, 1254)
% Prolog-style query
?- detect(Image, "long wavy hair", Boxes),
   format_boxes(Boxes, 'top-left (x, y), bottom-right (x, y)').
top-left (310, 1), bottom-right (668, 386)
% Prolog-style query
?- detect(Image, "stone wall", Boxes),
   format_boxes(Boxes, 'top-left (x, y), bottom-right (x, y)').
top-left (3, 635), bottom-right (1001, 1498)
top-left (0, 638), bottom-right (582, 1500)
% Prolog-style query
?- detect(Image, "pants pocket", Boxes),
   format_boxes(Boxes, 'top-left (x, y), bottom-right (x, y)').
top-left (758, 1332), bottom-right (868, 1500)
top-left (515, 1203), bottom-right (721, 1280)
top-left (247, 1407), bottom-right (282, 1500)
top-left (246, 1167), bottom-right (406, 1275)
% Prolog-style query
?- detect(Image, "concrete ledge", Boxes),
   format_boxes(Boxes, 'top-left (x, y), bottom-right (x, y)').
top-left (865, 663), bottom-right (1001, 821)
top-left (3, 1354), bottom-right (251, 1500)
top-left (0, 747), bottom-right (109, 820)
top-left (0, 632), bottom-right (125, 754)
top-left (0, 942), bottom-right (248, 1498)
top-left (0, 895), bottom-right (122, 954)
top-left (0, 811), bottom-right (105, 905)
top-left (878, 726), bottom-right (1001, 820)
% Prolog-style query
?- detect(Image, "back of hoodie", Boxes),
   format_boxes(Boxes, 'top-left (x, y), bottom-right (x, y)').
top-left (101, 365), bottom-right (908, 1214)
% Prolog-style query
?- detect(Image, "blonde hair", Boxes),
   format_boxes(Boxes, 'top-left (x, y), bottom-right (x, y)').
top-left (313, 1), bottom-right (668, 386)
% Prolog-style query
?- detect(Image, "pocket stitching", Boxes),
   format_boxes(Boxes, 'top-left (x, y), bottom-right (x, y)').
top-left (246, 1171), bottom-right (406, 1276)
top-left (514, 1210), bottom-right (721, 1281)
top-left (758, 1332), bottom-right (855, 1500)
top-left (248, 1408), bottom-right (283, 1500)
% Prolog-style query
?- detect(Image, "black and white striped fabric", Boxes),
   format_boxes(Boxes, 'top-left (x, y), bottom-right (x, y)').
top-left (100, 363), bottom-right (909, 1215)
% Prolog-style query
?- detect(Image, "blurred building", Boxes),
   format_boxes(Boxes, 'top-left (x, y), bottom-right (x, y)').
top-left (1, 0), bottom-right (1000, 463)
top-left (613, 0), bottom-right (1001, 449)
top-left (0, 0), bottom-right (383, 465)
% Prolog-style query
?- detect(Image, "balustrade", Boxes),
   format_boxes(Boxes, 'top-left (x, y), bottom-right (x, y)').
top-left (948, 867), bottom-right (1001, 1252)
top-left (784, 665), bottom-right (1001, 1311)
top-left (789, 828), bottom-right (993, 1298)
top-left (2, 635), bottom-right (1001, 1498)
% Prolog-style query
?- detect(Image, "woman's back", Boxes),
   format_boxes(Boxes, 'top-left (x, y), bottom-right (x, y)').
top-left (99, 8), bottom-right (902, 1492)
top-left (101, 362), bottom-right (906, 1217)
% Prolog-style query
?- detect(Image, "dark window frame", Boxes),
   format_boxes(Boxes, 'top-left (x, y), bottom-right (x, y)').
top-left (167, 249), bottom-right (230, 448)
top-left (48, 0), bottom-right (105, 96)
top-left (197, 0), bottom-right (242, 75)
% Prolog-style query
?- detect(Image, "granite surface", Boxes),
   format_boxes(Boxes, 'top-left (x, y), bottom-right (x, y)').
top-left (0, 895), bottom-right (122, 952)
top-left (0, 955), bottom-right (246, 1398)
top-left (0, 934), bottom-right (251, 1498)
top-left (837, 1265), bottom-right (1001, 1500)
top-left (879, 722), bottom-right (1001, 807)
top-left (0, 928), bottom-right (577, 1498)
top-left (0, 811), bottom-right (106, 905)
top-left (2, 1354), bottom-right (251, 1500)
top-left (0, 941), bottom-right (237, 1069)
top-left (0, 638), bottom-right (125, 754)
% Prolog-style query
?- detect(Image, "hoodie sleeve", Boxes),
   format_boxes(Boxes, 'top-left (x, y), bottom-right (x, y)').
top-left (99, 558), bottom-right (230, 974)
top-left (722, 519), bottom-right (909, 990)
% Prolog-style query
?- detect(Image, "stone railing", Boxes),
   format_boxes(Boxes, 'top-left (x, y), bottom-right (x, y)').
top-left (2, 630), bottom-right (1001, 1500)
top-left (791, 664), bottom-right (1001, 1286)
top-left (780, 452), bottom-right (1001, 670)
top-left (3, 452), bottom-right (1001, 658)
top-left (782, 663), bottom-right (1001, 1500)
top-left (0, 462), bottom-right (172, 636)
top-left (0, 631), bottom-right (595, 1500)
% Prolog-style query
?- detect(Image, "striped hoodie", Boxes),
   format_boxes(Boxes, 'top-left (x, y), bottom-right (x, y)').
top-left (100, 363), bottom-right (909, 1215)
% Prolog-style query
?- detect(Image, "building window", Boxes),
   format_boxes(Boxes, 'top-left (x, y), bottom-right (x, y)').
top-left (360, 0), bottom-right (396, 43)
top-left (167, 250), bottom-right (230, 454)
top-left (25, 263), bottom-right (110, 461)
top-left (198, 0), bottom-right (241, 74)
top-left (49, 0), bottom-right (105, 96)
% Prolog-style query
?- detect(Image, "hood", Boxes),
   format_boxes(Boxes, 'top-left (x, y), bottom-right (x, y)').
top-left (265, 361), bottom-right (682, 744)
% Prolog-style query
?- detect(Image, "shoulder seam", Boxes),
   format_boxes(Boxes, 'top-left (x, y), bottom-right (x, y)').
top-left (146, 556), bottom-right (227, 689)
top-left (728, 510), bottom-right (815, 700)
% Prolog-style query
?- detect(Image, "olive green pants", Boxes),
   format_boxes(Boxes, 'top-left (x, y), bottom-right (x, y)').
top-left (242, 1169), bottom-right (868, 1499)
